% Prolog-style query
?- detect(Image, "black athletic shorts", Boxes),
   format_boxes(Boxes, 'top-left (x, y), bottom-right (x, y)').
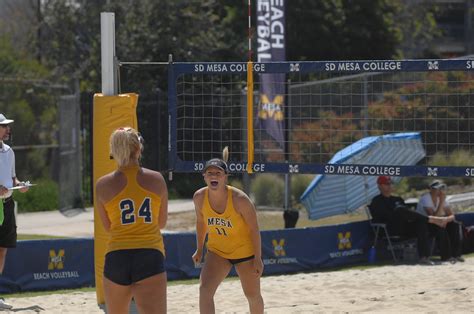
top-left (104, 248), bottom-right (165, 286)
top-left (0, 197), bottom-right (17, 248)
top-left (227, 255), bottom-right (255, 265)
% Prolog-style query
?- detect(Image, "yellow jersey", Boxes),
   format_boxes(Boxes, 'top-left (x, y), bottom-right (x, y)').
top-left (203, 186), bottom-right (254, 259)
top-left (104, 165), bottom-right (164, 255)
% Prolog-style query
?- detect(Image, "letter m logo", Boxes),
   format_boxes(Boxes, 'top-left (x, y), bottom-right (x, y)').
top-left (338, 232), bottom-right (352, 250)
top-left (427, 167), bottom-right (438, 177)
top-left (48, 249), bottom-right (65, 270)
top-left (272, 239), bottom-right (286, 257)
top-left (428, 61), bottom-right (439, 70)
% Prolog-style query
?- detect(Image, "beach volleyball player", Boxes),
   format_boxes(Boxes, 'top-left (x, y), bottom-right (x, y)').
top-left (192, 147), bottom-right (264, 313)
top-left (96, 127), bottom-right (168, 313)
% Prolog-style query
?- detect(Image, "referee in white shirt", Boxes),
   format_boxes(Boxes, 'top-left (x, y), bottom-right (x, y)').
top-left (0, 113), bottom-right (29, 310)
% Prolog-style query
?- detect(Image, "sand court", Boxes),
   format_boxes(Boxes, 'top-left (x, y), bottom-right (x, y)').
top-left (5, 257), bottom-right (473, 313)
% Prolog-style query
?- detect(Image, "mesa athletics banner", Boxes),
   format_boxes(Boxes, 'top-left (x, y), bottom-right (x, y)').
top-left (0, 239), bottom-right (94, 293)
top-left (256, 0), bottom-right (286, 148)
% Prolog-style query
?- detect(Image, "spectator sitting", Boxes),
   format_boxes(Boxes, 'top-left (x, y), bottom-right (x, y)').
top-left (369, 176), bottom-right (453, 265)
top-left (416, 180), bottom-right (464, 263)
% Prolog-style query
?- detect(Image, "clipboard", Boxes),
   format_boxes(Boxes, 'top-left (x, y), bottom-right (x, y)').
top-left (8, 182), bottom-right (36, 190)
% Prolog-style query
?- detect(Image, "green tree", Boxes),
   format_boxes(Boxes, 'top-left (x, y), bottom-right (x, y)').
top-left (14, 0), bottom-right (446, 201)
top-left (36, 0), bottom-right (248, 94)
top-left (368, 71), bottom-right (474, 158)
top-left (286, 0), bottom-right (440, 61)
top-left (396, 0), bottom-right (441, 58)
top-left (34, 0), bottom-right (252, 199)
top-left (0, 35), bottom-right (58, 179)
top-left (286, 0), bottom-right (400, 60)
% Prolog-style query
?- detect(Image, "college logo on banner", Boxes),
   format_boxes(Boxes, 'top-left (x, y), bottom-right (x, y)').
top-left (258, 95), bottom-right (284, 121)
top-left (263, 237), bottom-right (296, 266)
top-left (48, 249), bottom-right (65, 270)
top-left (33, 248), bottom-right (80, 281)
top-left (330, 231), bottom-right (363, 258)
top-left (338, 232), bottom-right (352, 250)
top-left (256, 0), bottom-right (286, 148)
top-left (272, 239), bottom-right (286, 256)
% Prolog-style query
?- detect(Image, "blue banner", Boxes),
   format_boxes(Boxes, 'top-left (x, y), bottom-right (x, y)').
top-left (172, 59), bottom-right (474, 75)
top-left (256, 0), bottom-right (286, 147)
top-left (2, 213), bottom-right (473, 293)
top-left (167, 221), bottom-right (371, 277)
top-left (457, 212), bottom-right (474, 226)
top-left (0, 239), bottom-right (94, 293)
top-left (173, 159), bottom-right (474, 177)
top-left (163, 232), bottom-right (201, 280)
top-left (261, 221), bottom-right (370, 273)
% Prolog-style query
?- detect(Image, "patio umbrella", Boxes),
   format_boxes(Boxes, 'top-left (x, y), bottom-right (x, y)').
top-left (300, 132), bottom-right (425, 220)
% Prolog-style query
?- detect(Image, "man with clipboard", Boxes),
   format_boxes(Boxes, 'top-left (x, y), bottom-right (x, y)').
top-left (0, 113), bottom-right (29, 310)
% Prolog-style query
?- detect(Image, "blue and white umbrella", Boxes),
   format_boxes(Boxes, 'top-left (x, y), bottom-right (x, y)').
top-left (300, 132), bottom-right (426, 220)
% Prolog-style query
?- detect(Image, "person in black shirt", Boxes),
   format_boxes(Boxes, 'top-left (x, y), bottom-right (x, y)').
top-left (369, 176), bottom-right (453, 265)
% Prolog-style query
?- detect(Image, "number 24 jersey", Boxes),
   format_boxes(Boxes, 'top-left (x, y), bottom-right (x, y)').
top-left (103, 166), bottom-right (164, 255)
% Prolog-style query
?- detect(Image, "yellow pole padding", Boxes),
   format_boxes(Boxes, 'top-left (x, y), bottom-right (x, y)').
top-left (93, 93), bottom-right (138, 305)
top-left (246, 61), bottom-right (254, 174)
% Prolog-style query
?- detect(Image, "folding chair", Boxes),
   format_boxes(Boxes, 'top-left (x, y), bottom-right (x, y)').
top-left (372, 221), bottom-right (437, 262)
top-left (370, 222), bottom-right (399, 261)
top-left (365, 206), bottom-right (403, 262)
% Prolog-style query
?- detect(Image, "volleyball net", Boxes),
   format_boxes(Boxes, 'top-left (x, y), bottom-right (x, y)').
top-left (168, 59), bottom-right (474, 177)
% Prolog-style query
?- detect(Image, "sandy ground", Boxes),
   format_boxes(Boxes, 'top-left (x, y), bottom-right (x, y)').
top-left (11, 201), bottom-right (474, 313)
top-left (3, 257), bottom-right (473, 313)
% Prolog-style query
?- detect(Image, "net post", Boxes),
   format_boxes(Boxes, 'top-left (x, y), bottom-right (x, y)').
top-left (100, 12), bottom-right (117, 96)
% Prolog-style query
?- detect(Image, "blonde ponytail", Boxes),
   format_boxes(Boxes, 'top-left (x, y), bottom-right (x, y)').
top-left (222, 146), bottom-right (229, 163)
top-left (110, 127), bottom-right (142, 167)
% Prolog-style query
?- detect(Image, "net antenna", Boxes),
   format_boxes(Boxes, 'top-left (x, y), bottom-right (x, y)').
top-left (247, 0), bottom-right (255, 174)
